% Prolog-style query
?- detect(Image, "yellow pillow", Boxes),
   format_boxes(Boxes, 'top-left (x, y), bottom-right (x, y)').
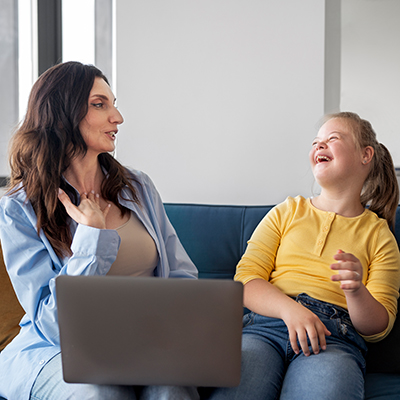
top-left (0, 244), bottom-right (24, 351)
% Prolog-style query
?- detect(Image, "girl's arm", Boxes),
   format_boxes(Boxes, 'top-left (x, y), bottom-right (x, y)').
top-left (236, 200), bottom-right (332, 356)
top-left (244, 278), bottom-right (331, 356)
top-left (331, 250), bottom-right (389, 335)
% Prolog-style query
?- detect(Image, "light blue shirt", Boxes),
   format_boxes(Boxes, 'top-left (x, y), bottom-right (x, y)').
top-left (0, 169), bottom-right (198, 399)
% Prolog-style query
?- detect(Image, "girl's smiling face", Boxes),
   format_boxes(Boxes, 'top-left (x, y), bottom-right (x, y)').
top-left (79, 77), bottom-right (124, 156)
top-left (309, 118), bottom-right (367, 188)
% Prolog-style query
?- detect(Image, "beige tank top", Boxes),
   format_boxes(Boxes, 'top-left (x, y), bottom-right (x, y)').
top-left (107, 212), bottom-right (159, 277)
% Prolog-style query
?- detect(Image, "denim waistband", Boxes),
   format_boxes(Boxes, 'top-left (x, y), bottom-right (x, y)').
top-left (291, 293), bottom-right (352, 326)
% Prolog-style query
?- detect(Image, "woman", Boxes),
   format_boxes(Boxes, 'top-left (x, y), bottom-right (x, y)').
top-left (209, 112), bottom-right (400, 399)
top-left (0, 61), bottom-right (199, 400)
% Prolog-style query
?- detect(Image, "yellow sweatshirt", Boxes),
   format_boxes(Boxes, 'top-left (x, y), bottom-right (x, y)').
top-left (235, 196), bottom-right (400, 342)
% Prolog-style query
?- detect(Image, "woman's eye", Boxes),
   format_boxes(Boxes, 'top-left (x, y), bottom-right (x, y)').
top-left (91, 103), bottom-right (103, 108)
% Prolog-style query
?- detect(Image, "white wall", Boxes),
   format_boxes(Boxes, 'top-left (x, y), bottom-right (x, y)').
top-left (115, 0), bottom-right (328, 205)
top-left (341, 0), bottom-right (400, 167)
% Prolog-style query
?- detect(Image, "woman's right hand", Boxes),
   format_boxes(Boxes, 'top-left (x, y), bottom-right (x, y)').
top-left (281, 301), bottom-right (331, 356)
top-left (58, 189), bottom-right (111, 229)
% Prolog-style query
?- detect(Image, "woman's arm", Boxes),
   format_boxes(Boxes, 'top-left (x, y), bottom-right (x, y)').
top-left (139, 171), bottom-right (198, 279)
top-left (0, 193), bottom-right (120, 345)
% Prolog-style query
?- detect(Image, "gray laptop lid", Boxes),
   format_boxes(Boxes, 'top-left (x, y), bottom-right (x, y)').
top-left (56, 275), bottom-right (243, 387)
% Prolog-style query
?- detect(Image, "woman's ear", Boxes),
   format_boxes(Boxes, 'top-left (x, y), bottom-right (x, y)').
top-left (362, 146), bottom-right (374, 165)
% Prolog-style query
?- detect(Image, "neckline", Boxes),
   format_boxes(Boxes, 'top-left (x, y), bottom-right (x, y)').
top-left (116, 212), bottom-right (132, 230)
top-left (307, 197), bottom-right (367, 219)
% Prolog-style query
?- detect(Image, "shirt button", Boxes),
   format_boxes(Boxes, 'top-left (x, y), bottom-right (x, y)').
top-left (323, 226), bottom-right (329, 232)
top-left (317, 239), bottom-right (323, 245)
top-left (39, 360), bottom-right (45, 365)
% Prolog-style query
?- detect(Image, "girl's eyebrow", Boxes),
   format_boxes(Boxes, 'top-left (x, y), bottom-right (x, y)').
top-left (313, 131), bottom-right (344, 141)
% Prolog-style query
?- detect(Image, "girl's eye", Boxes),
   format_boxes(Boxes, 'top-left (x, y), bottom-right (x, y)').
top-left (91, 103), bottom-right (103, 108)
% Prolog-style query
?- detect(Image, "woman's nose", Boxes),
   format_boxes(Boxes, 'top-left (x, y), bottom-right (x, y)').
top-left (110, 107), bottom-right (124, 125)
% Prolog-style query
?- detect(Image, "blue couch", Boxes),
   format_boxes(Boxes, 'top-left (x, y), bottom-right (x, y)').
top-left (164, 203), bottom-right (400, 399)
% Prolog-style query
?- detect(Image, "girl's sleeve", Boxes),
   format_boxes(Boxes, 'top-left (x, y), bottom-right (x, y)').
top-left (363, 223), bottom-right (400, 342)
top-left (0, 195), bottom-right (120, 345)
top-left (235, 200), bottom-right (289, 285)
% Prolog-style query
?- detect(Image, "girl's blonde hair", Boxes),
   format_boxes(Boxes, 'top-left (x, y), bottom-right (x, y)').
top-left (324, 112), bottom-right (399, 230)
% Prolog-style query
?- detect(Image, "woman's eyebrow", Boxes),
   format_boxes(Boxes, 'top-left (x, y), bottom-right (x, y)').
top-left (90, 94), bottom-right (116, 103)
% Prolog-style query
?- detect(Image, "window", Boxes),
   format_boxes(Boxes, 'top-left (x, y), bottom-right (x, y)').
top-left (0, 0), bottom-right (114, 186)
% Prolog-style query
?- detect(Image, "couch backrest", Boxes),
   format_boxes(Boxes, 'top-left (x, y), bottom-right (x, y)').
top-left (165, 204), bottom-right (400, 278)
top-left (164, 203), bottom-right (274, 279)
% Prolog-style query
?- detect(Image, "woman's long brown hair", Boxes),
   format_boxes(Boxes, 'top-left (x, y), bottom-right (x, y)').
top-left (8, 62), bottom-right (140, 258)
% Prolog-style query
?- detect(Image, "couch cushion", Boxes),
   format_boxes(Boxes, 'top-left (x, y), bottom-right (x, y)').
top-left (0, 243), bottom-right (24, 351)
top-left (394, 207), bottom-right (400, 249)
top-left (366, 296), bottom-right (400, 374)
top-left (365, 373), bottom-right (400, 399)
top-left (241, 206), bottom-right (274, 251)
top-left (365, 207), bottom-right (400, 374)
top-left (164, 204), bottom-right (272, 279)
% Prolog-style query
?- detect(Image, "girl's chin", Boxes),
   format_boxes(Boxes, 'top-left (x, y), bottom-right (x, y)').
top-left (313, 174), bottom-right (331, 187)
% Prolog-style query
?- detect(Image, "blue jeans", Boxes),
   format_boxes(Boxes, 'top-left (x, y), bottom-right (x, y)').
top-left (30, 353), bottom-right (199, 400)
top-left (209, 293), bottom-right (367, 400)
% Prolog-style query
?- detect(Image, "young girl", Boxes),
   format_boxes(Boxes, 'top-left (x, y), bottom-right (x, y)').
top-left (209, 112), bottom-right (400, 400)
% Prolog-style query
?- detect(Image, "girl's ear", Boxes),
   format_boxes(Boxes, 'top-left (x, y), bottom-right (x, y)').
top-left (362, 146), bottom-right (374, 165)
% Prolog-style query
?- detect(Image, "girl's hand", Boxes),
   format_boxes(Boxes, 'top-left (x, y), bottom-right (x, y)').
top-left (58, 189), bottom-right (111, 229)
top-left (282, 302), bottom-right (331, 357)
top-left (330, 249), bottom-right (363, 293)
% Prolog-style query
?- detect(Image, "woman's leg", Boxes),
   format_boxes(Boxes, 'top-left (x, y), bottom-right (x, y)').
top-left (30, 353), bottom-right (137, 400)
top-left (208, 313), bottom-right (287, 400)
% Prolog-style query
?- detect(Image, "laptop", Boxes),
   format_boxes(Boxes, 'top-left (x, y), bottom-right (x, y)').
top-left (56, 275), bottom-right (243, 387)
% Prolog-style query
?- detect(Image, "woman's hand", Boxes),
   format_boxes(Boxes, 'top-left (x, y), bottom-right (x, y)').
top-left (58, 189), bottom-right (111, 229)
top-left (330, 249), bottom-right (363, 293)
top-left (281, 301), bottom-right (331, 357)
